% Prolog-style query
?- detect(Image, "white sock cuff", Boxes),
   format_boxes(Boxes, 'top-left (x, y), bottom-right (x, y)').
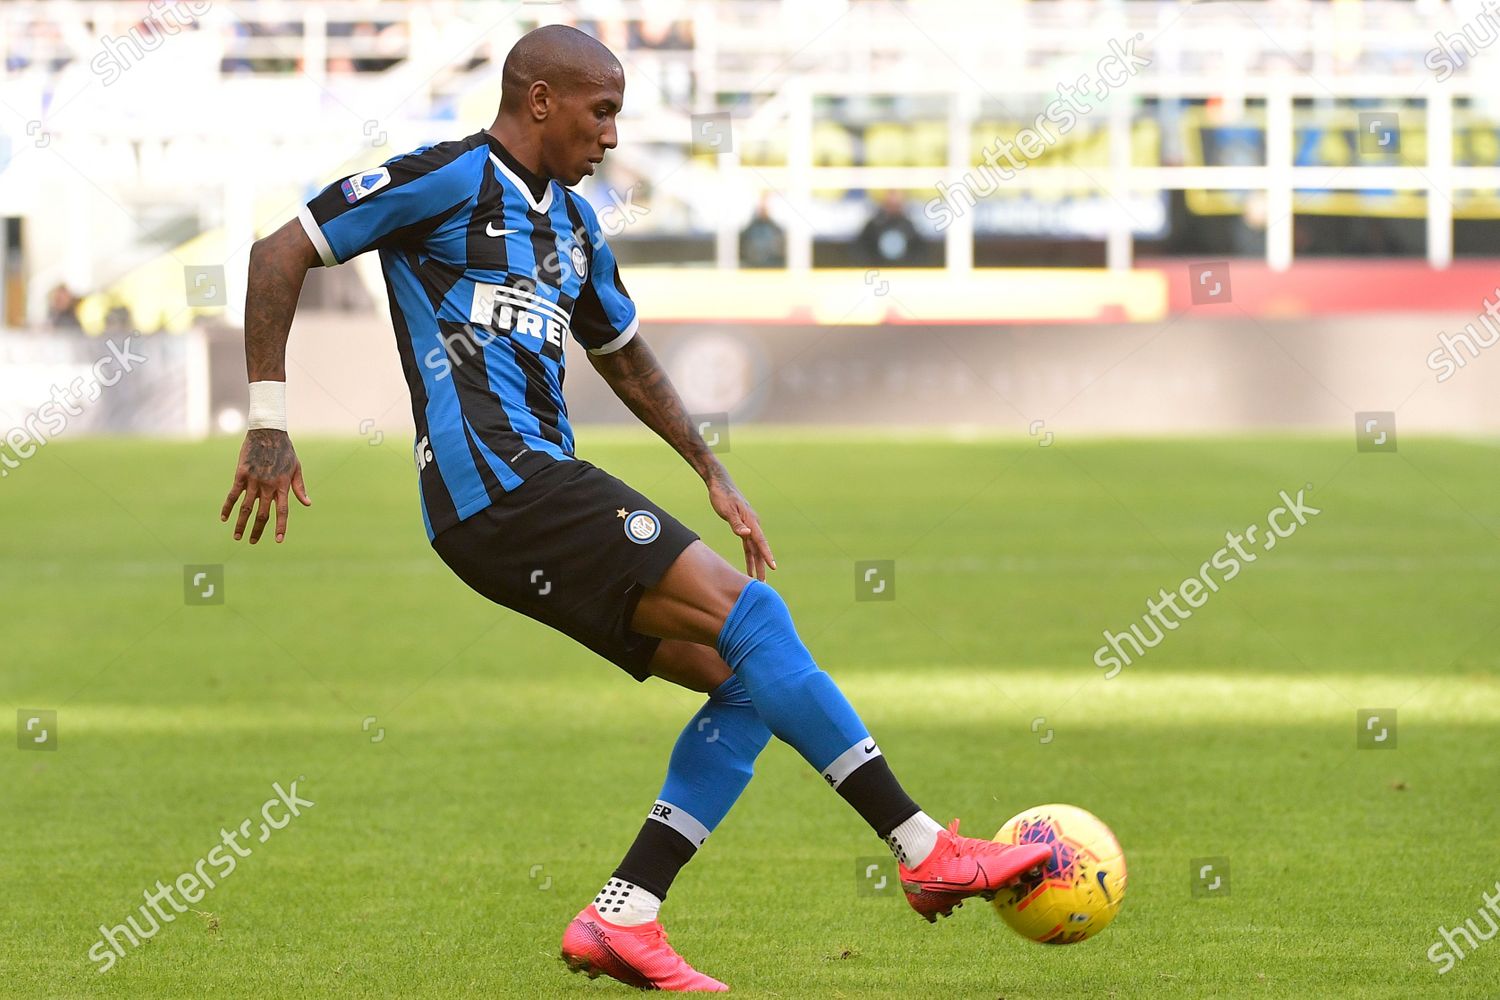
top-left (593, 878), bottom-right (663, 925)
top-left (887, 810), bottom-right (944, 867)
top-left (647, 799), bottom-right (710, 848)
top-left (820, 739), bottom-right (882, 789)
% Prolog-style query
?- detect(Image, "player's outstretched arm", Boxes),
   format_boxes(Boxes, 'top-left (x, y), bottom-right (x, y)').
top-left (588, 336), bottom-right (777, 580)
top-left (219, 218), bottom-right (320, 544)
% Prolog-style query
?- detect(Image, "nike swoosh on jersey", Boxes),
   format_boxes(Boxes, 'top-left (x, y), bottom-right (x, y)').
top-left (486, 223), bottom-right (519, 237)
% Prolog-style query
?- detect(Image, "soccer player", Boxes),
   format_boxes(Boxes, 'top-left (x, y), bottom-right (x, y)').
top-left (219, 25), bottom-right (1050, 992)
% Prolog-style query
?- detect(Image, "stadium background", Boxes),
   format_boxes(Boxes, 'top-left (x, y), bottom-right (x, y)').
top-left (3, 2), bottom-right (1499, 998)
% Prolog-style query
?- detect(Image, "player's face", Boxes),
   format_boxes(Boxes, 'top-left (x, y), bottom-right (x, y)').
top-left (543, 69), bottom-right (622, 185)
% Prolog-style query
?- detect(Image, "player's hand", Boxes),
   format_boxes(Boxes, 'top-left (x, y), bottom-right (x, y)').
top-left (707, 471), bottom-right (776, 581)
top-left (220, 428), bottom-right (311, 544)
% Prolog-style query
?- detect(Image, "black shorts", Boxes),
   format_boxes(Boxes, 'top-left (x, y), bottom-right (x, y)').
top-left (431, 458), bottom-right (699, 682)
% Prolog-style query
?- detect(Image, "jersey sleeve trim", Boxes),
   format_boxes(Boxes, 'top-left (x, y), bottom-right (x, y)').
top-left (298, 203), bottom-right (338, 267)
top-left (587, 314), bottom-right (639, 355)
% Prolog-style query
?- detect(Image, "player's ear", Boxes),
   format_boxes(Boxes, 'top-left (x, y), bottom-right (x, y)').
top-left (528, 80), bottom-right (551, 121)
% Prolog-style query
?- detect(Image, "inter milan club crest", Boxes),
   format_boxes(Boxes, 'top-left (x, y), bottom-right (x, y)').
top-left (570, 244), bottom-right (588, 279)
top-left (619, 508), bottom-right (660, 544)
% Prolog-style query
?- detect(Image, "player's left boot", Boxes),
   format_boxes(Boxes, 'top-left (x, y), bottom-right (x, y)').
top-left (561, 904), bottom-right (729, 992)
top-left (898, 818), bottom-right (1052, 922)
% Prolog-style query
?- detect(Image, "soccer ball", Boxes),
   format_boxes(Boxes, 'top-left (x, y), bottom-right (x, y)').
top-left (991, 803), bottom-right (1126, 945)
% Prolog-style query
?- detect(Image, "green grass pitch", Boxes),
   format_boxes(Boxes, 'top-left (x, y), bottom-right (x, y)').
top-left (4, 432), bottom-right (1499, 998)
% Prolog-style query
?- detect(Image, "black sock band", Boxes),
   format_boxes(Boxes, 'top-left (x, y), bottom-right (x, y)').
top-left (836, 755), bottom-right (921, 838)
top-left (611, 817), bottom-right (698, 901)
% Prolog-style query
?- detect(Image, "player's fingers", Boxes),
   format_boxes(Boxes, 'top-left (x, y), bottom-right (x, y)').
top-left (248, 491), bottom-right (272, 545)
top-left (233, 486), bottom-right (257, 540)
top-left (275, 488), bottom-right (290, 543)
top-left (220, 472), bottom-right (247, 521)
top-left (291, 465), bottom-right (312, 507)
top-left (742, 534), bottom-right (760, 581)
top-left (745, 511), bottom-right (777, 571)
top-left (755, 532), bottom-right (776, 571)
top-left (744, 521), bottom-right (767, 580)
top-left (246, 493), bottom-right (264, 544)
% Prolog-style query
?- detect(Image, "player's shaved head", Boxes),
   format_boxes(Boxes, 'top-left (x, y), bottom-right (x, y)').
top-left (491, 25), bottom-right (624, 185)
top-left (500, 25), bottom-right (621, 114)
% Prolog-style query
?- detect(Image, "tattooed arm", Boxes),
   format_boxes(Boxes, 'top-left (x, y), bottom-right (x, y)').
top-left (219, 219), bottom-right (319, 544)
top-left (588, 335), bottom-right (776, 579)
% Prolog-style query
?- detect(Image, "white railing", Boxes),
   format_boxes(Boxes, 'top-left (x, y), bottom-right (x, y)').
top-left (686, 0), bottom-right (1500, 272)
top-left (2, 0), bottom-right (1498, 288)
top-left (723, 79), bottom-right (1486, 272)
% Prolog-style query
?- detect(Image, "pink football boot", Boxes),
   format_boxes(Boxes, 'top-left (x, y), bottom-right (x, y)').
top-left (898, 818), bottom-right (1053, 922)
top-left (561, 904), bottom-right (729, 992)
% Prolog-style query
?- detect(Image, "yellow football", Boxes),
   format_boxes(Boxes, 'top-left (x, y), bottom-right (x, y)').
top-left (991, 803), bottom-right (1127, 945)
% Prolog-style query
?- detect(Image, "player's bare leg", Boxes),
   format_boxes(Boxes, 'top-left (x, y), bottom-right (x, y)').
top-left (632, 541), bottom-right (1052, 920)
top-left (646, 638), bottom-right (731, 692)
top-left (631, 541), bottom-right (746, 645)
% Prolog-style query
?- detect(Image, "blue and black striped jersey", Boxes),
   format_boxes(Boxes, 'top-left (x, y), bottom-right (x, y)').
top-left (299, 130), bottom-right (638, 540)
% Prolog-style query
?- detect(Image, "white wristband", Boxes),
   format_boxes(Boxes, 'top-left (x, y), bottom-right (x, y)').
top-left (247, 381), bottom-right (287, 431)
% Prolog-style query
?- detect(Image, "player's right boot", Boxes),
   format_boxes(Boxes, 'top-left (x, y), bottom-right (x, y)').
top-left (561, 904), bottom-right (729, 992)
top-left (898, 818), bottom-right (1053, 922)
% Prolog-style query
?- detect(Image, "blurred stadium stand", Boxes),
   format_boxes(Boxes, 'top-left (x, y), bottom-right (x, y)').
top-left (2, 0), bottom-right (1499, 436)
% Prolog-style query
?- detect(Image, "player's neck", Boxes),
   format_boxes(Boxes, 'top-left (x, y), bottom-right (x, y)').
top-left (485, 121), bottom-right (550, 198)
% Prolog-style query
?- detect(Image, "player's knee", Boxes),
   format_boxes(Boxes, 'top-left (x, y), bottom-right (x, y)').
top-left (716, 580), bottom-right (812, 677)
top-left (709, 673), bottom-right (753, 706)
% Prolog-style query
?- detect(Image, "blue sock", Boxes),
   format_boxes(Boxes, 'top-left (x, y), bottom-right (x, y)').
top-left (716, 581), bottom-right (921, 837)
top-left (716, 580), bottom-right (871, 779)
top-left (612, 581), bottom-right (922, 904)
top-left (657, 673), bottom-right (772, 836)
top-left (612, 673), bottom-right (771, 899)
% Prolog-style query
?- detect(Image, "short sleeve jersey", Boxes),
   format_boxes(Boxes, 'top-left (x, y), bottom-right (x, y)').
top-left (299, 130), bottom-right (638, 539)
